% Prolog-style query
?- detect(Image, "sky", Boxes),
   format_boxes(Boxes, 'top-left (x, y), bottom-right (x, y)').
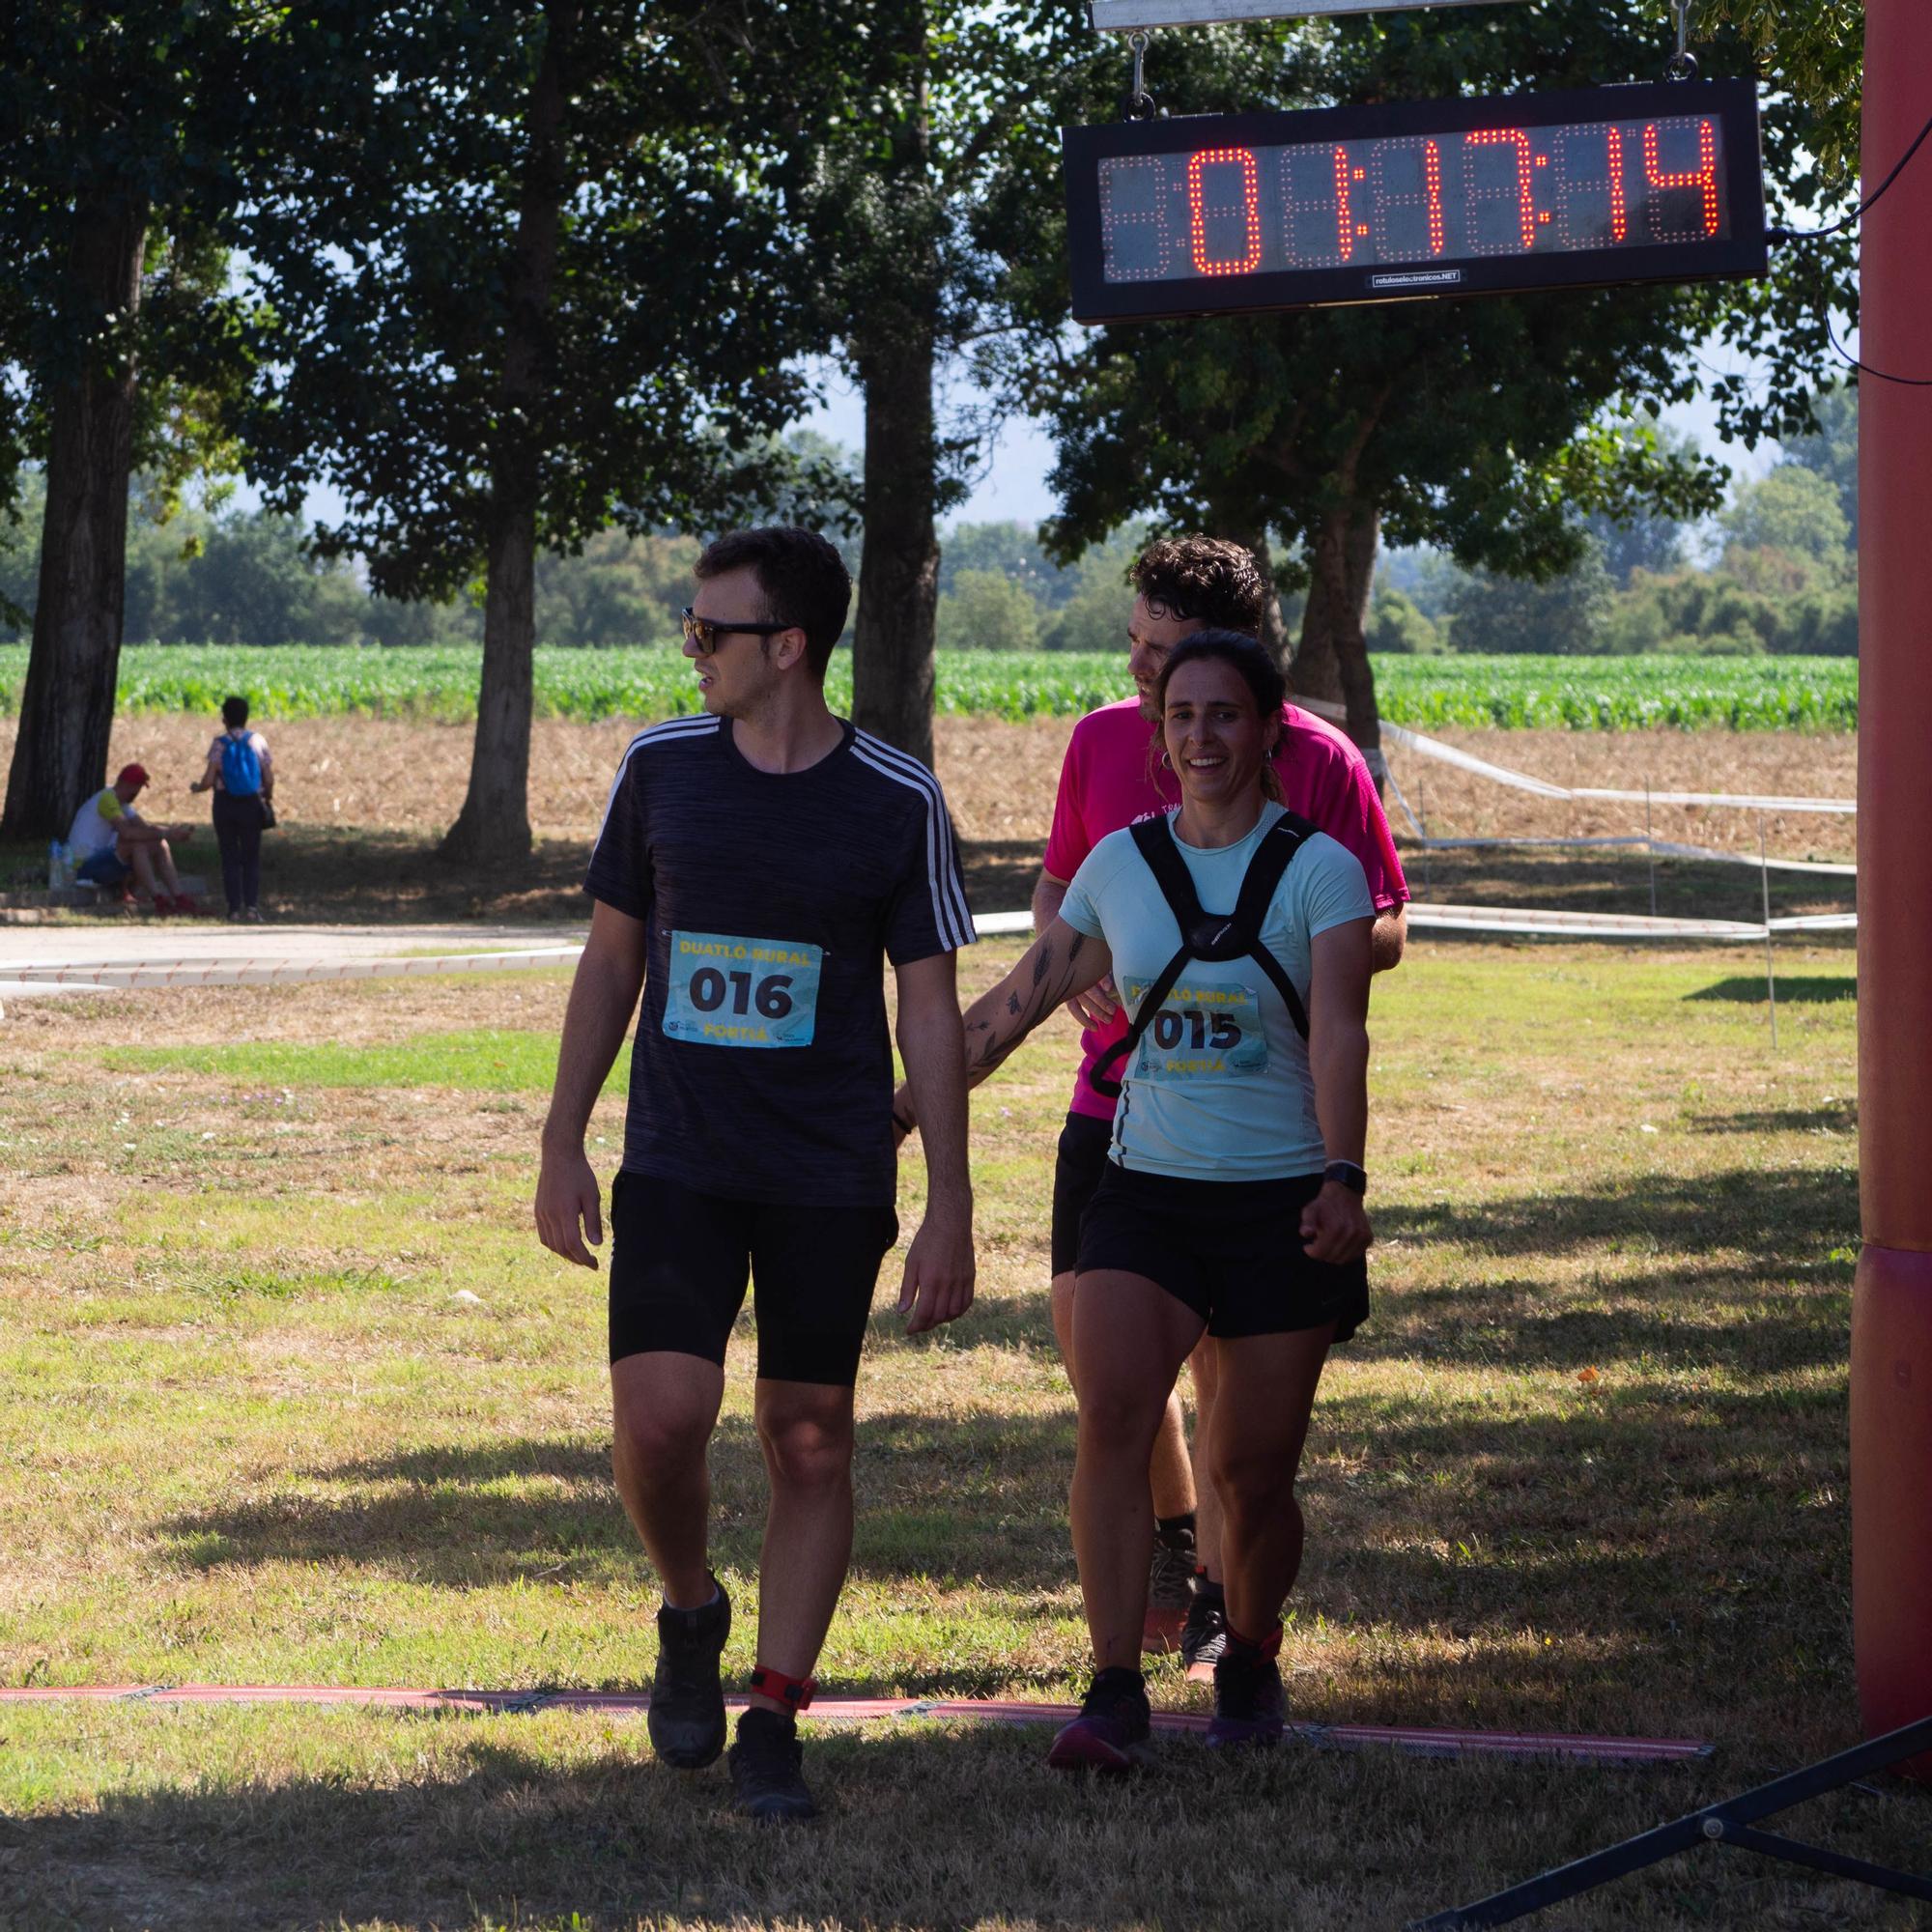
top-left (796, 331), bottom-right (1788, 534)
top-left (269, 328), bottom-right (1800, 543)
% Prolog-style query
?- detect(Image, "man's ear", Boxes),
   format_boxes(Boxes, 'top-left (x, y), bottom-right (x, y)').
top-left (774, 627), bottom-right (810, 672)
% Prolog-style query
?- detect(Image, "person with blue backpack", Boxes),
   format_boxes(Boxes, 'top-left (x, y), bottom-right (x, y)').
top-left (190, 696), bottom-right (275, 922)
top-left (894, 629), bottom-right (1378, 1770)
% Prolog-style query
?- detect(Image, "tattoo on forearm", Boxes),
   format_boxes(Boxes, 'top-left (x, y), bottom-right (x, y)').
top-left (960, 929), bottom-right (1105, 1082)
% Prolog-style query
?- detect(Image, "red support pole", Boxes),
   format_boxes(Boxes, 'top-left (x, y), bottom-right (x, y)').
top-left (1851, 0), bottom-right (1932, 1758)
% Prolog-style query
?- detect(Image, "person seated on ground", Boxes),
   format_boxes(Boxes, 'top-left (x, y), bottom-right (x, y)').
top-left (67, 764), bottom-right (199, 916)
top-left (189, 695), bottom-right (273, 923)
top-left (895, 631), bottom-right (1377, 1771)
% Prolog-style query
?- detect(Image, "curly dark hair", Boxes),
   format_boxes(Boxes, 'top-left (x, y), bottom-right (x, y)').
top-left (1129, 535), bottom-right (1267, 635)
top-left (696, 526), bottom-right (852, 678)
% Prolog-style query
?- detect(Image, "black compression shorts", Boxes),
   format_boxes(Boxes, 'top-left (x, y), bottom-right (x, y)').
top-left (608, 1169), bottom-right (898, 1386)
top-left (1074, 1161), bottom-right (1368, 1342)
top-left (1050, 1110), bottom-right (1115, 1278)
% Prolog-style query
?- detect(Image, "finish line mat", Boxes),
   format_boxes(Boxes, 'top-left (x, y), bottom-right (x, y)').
top-left (0, 1685), bottom-right (1711, 1764)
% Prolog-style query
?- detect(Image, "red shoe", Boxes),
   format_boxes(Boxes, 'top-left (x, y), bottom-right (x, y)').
top-left (170, 895), bottom-right (201, 916)
top-left (149, 895), bottom-right (172, 917)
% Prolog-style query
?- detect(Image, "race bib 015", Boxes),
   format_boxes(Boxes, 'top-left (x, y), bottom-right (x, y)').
top-left (1126, 976), bottom-right (1268, 1081)
top-left (663, 931), bottom-right (822, 1048)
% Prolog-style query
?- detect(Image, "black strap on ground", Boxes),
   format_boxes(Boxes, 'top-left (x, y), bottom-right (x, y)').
top-left (1407, 1713), bottom-right (1932, 1929)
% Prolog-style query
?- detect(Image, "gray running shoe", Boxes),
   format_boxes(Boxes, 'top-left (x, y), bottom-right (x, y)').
top-left (647, 1577), bottom-right (730, 1769)
top-left (1179, 1587), bottom-right (1228, 1676)
top-left (1144, 1543), bottom-right (1197, 1651)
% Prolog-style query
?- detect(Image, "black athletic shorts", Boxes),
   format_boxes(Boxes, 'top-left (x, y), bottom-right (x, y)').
top-left (1051, 1110), bottom-right (1116, 1277)
top-left (1074, 1161), bottom-right (1369, 1342)
top-left (608, 1169), bottom-right (898, 1386)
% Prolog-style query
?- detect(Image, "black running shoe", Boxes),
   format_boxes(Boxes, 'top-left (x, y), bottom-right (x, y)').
top-left (1047, 1666), bottom-right (1153, 1774)
top-left (1207, 1647), bottom-right (1286, 1750)
top-left (728, 1707), bottom-right (819, 1820)
top-left (1143, 1543), bottom-right (1197, 1651)
top-left (1179, 1586), bottom-right (1227, 1679)
top-left (647, 1577), bottom-right (730, 1770)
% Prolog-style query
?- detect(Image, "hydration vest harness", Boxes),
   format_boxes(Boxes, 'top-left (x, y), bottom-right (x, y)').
top-left (1087, 810), bottom-right (1316, 1101)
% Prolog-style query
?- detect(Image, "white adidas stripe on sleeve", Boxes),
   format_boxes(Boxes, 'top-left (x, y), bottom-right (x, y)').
top-left (852, 730), bottom-right (977, 952)
top-left (591, 714), bottom-right (719, 845)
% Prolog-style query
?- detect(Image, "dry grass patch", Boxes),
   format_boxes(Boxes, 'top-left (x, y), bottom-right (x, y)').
top-left (2, 937), bottom-right (1922, 1929)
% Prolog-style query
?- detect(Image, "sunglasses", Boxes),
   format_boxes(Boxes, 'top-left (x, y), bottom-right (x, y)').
top-left (680, 608), bottom-right (798, 655)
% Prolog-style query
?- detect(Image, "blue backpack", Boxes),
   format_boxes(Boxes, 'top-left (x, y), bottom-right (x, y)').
top-left (220, 733), bottom-right (262, 797)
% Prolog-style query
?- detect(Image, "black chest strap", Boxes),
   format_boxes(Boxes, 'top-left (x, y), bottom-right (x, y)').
top-left (1088, 811), bottom-right (1315, 1100)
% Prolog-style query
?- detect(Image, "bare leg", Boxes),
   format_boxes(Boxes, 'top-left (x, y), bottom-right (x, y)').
top-left (121, 836), bottom-right (181, 896)
top-left (1069, 1270), bottom-right (1202, 1671)
top-left (1187, 1339), bottom-right (1224, 1581)
top-left (611, 1350), bottom-right (724, 1609)
top-left (1054, 1268), bottom-right (1195, 1520)
top-left (1049, 1268), bottom-right (1077, 1378)
top-left (750, 1378), bottom-right (857, 1711)
top-left (126, 841), bottom-right (161, 898)
top-left (1208, 1324), bottom-right (1335, 1641)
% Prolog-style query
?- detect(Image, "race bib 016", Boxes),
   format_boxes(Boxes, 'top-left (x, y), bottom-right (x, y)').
top-left (1126, 976), bottom-right (1268, 1081)
top-left (663, 931), bottom-right (822, 1048)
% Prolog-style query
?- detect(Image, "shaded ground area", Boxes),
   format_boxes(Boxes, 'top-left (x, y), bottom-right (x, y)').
top-left (1, 714), bottom-right (1858, 926)
top-left (3, 937), bottom-right (1923, 1928)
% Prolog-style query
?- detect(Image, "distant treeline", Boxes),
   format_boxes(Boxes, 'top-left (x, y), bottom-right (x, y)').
top-left (0, 391), bottom-right (1857, 661)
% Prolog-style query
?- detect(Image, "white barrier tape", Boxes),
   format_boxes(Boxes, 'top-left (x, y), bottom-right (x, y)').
top-left (1408, 901), bottom-right (1760, 939)
top-left (1400, 831), bottom-right (1857, 877)
top-left (0, 947), bottom-right (583, 989)
top-left (1406, 901), bottom-right (1857, 941)
top-left (1571, 785), bottom-right (1856, 813)
top-left (3, 896), bottom-right (1857, 999)
top-left (1293, 696), bottom-right (1856, 814)
top-left (1644, 839), bottom-right (1857, 877)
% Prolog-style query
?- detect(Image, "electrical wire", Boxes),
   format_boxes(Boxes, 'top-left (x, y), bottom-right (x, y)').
top-left (1763, 111), bottom-right (1932, 384)
top-left (1827, 318), bottom-right (1932, 388)
top-left (1768, 109), bottom-right (1932, 242)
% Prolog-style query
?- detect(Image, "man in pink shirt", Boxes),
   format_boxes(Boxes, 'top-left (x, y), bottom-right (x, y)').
top-left (1032, 535), bottom-right (1408, 1673)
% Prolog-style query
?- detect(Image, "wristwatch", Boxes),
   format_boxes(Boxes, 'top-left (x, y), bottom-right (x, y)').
top-left (1322, 1159), bottom-right (1367, 1194)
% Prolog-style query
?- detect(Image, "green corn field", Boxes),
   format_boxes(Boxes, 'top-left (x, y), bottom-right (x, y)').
top-left (0, 645), bottom-right (1859, 730)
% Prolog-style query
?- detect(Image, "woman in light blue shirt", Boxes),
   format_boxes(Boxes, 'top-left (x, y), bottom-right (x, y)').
top-left (895, 630), bottom-right (1377, 1771)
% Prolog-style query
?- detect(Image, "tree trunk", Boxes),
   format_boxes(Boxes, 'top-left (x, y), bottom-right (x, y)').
top-left (847, 0), bottom-right (939, 769)
top-left (851, 322), bottom-right (940, 768)
top-left (1232, 526), bottom-right (1292, 670)
top-left (1, 198), bottom-right (148, 841)
top-left (440, 1), bottom-right (575, 867)
top-left (1293, 501), bottom-right (1385, 791)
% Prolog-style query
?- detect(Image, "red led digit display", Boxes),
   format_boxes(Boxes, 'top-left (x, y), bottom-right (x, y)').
top-left (1370, 137), bottom-right (1446, 259)
top-left (1067, 81), bottom-right (1765, 323)
top-left (1463, 128), bottom-right (1538, 253)
top-left (1643, 118), bottom-right (1719, 239)
top-left (1098, 111), bottom-right (1727, 281)
top-left (1187, 146), bottom-right (1264, 274)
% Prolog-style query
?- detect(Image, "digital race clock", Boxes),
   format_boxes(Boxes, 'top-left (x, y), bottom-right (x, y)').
top-left (1063, 80), bottom-right (1766, 324)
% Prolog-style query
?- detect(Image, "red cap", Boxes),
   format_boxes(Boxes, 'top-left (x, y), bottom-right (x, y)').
top-left (115, 763), bottom-right (149, 788)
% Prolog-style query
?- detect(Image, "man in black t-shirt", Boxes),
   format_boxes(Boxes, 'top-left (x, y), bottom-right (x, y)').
top-left (536, 527), bottom-right (976, 1821)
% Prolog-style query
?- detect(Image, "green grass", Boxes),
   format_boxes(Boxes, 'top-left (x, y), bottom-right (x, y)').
top-left (103, 1027), bottom-right (629, 1094)
top-left (1, 943), bottom-right (1923, 1930)
top-left (0, 643), bottom-right (1861, 727)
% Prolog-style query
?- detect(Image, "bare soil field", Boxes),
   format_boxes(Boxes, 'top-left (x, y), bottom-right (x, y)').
top-left (1, 713), bottom-right (1858, 924)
